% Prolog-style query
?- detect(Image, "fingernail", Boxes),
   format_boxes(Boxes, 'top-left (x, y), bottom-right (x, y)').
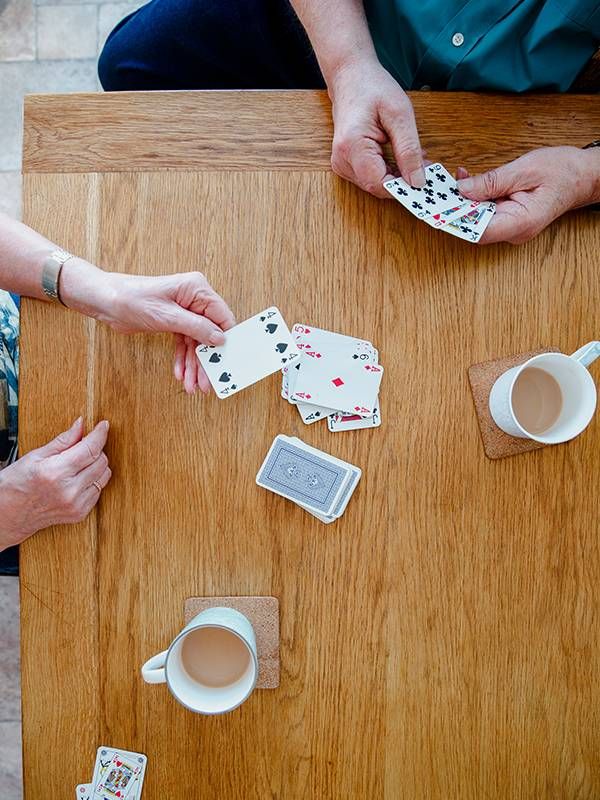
top-left (101, 420), bottom-right (110, 431)
top-left (72, 416), bottom-right (83, 429)
top-left (209, 331), bottom-right (224, 346)
top-left (409, 167), bottom-right (426, 188)
top-left (457, 178), bottom-right (474, 192)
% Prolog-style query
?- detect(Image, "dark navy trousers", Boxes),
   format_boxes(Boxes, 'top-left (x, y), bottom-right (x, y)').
top-left (99, 0), bottom-right (325, 91)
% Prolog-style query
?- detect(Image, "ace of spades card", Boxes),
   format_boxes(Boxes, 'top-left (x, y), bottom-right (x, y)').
top-left (196, 306), bottom-right (300, 398)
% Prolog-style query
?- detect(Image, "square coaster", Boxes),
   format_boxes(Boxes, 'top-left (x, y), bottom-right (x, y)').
top-left (468, 348), bottom-right (559, 460)
top-left (184, 596), bottom-right (279, 689)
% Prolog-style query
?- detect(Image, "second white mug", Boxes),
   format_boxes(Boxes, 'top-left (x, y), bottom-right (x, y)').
top-left (488, 341), bottom-right (600, 444)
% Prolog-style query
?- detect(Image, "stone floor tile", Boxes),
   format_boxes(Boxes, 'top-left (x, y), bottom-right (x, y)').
top-left (0, 0), bottom-right (35, 62)
top-left (0, 59), bottom-right (99, 171)
top-left (0, 173), bottom-right (22, 220)
top-left (37, 4), bottom-right (98, 60)
top-left (0, 722), bottom-right (22, 800)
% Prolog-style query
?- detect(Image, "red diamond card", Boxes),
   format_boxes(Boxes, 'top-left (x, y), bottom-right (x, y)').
top-left (290, 348), bottom-right (383, 417)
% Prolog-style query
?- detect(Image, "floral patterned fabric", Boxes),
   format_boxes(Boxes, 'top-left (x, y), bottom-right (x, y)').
top-left (0, 291), bottom-right (19, 469)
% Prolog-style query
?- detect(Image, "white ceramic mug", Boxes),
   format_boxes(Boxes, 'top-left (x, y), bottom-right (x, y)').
top-left (488, 341), bottom-right (600, 444)
top-left (141, 606), bottom-right (258, 715)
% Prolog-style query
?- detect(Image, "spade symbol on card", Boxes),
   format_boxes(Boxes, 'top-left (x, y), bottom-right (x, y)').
top-left (265, 323), bottom-right (278, 334)
top-left (260, 310), bottom-right (276, 321)
top-left (275, 342), bottom-right (288, 353)
top-left (219, 372), bottom-right (231, 383)
top-left (209, 353), bottom-right (221, 363)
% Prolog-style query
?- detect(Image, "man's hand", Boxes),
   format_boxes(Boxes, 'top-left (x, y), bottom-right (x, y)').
top-left (328, 58), bottom-right (426, 197)
top-left (0, 417), bottom-right (111, 550)
top-left (61, 267), bottom-right (236, 394)
top-left (457, 146), bottom-right (600, 245)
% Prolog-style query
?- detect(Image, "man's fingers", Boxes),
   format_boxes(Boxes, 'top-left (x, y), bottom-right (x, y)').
top-left (59, 420), bottom-right (110, 473)
top-left (478, 203), bottom-right (528, 244)
top-left (381, 103), bottom-right (425, 188)
top-left (456, 166), bottom-right (470, 180)
top-left (457, 159), bottom-right (529, 201)
top-left (35, 417), bottom-right (83, 458)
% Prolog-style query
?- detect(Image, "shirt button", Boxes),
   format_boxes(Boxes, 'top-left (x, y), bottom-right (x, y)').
top-left (452, 32), bottom-right (465, 47)
top-left (420, 85), bottom-right (431, 91)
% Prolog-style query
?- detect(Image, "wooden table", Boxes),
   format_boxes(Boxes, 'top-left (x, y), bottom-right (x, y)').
top-left (20, 91), bottom-right (600, 799)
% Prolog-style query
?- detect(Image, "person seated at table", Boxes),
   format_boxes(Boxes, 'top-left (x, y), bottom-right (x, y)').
top-left (97, 0), bottom-right (600, 244)
top-left (0, 211), bottom-right (235, 560)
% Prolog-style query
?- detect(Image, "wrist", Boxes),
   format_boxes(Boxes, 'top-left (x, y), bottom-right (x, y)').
top-left (582, 146), bottom-right (600, 205)
top-left (0, 471), bottom-right (28, 548)
top-left (322, 49), bottom-right (380, 93)
top-left (59, 258), bottom-right (118, 323)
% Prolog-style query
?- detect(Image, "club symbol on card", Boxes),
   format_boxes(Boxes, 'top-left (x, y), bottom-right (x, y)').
top-left (411, 202), bottom-right (423, 211)
top-left (332, 377), bottom-right (345, 387)
top-left (435, 173), bottom-right (447, 183)
top-left (426, 179), bottom-right (433, 187)
top-left (396, 187), bottom-right (408, 197)
top-left (208, 353), bottom-right (221, 363)
top-left (265, 323), bottom-right (278, 334)
top-left (425, 197), bottom-right (435, 205)
top-left (275, 343), bottom-right (288, 353)
top-left (436, 192), bottom-right (448, 201)
top-left (450, 186), bottom-right (460, 196)
top-left (219, 372), bottom-right (232, 383)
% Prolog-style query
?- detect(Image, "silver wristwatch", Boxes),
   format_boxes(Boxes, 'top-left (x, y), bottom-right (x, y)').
top-left (41, 249), bottom-right (74, 304)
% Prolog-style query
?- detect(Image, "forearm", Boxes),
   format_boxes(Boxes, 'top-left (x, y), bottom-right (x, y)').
top-left (0, 212), bottom-right (112, 315)
top-left (289, 0), bottom-right (378, 85)
top-left (583, 146), bottom-right (600, 204)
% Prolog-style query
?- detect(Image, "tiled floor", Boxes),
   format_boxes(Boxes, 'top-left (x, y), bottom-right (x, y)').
top-left (0, 2), bottom-right (142, 796)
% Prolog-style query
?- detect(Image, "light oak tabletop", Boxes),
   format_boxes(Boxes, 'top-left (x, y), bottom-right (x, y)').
top-left (19, 90), bottom-right (600, 799)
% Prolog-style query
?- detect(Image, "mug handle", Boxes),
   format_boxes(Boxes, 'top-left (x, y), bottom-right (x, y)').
top-left (141, 650), bottom-right (168, 684)
top-left (571, 341), bottom-right (600, 369)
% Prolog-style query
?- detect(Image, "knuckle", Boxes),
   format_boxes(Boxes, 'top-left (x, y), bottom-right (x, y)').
top-left (483, 169), bottom-right (501, 196)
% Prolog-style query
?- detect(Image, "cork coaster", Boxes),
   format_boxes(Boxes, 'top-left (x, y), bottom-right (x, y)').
top-left (184, 596), bottom-right (279, 689)
top-left (468, 348), bottom-right (560, 460)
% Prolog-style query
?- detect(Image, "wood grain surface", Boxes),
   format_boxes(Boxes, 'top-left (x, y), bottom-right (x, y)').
top-left (19, 92), bottom-right (600, 800)
top-left (22, 90), bottom-right (600, 175)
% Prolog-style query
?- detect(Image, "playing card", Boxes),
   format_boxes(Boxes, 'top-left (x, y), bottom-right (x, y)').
top-left (328, 404), bottom-right (382, 432)
top-left (290, 354), bottom-right (383, 418)
top-left (76, 785), bottom-right (92, 800)
top-left (443, 202), bottom-right (496, 243)
top-left (256, 435), bottom-right (350, 515)
top-left (383, 163), bottom-right (469, 220)
top-left (92, 747), bottom-right (147, 800)
top-left (279, 437), bottom-right (361, 522)
top-left (196, 307), bottom-right (299, 399)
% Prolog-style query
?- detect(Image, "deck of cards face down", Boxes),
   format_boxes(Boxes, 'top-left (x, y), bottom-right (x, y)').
top-left (76, 746), bottom-right (147, 800)
top-left (383, 162), bottom-right (496, 243)
top-left (282, 324), bottom-right (383, 432)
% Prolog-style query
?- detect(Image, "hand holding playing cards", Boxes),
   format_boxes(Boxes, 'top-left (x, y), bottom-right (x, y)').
top-left (0, 417), bottom-right (111, 549)
top-left (328, 59), bottom-right (426, 197)
top-left (61, 264), bottom-right (236, 394)
top-left (457, 146), bottom-right (600, 245)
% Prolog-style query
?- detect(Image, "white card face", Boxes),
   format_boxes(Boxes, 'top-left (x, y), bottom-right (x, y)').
top-left (290, 352), bottom-right (383, 417)
top-left (91, 746), bottom-right (147, 800)
top-left (197, 306), bottom-right (300, 399)
top-left (328, 404), bottom-right (382, 431)
top-left (383, 163), bottom-right (470, 220)
top-left (443, 202), bottom-right (496, 243)
top-left (76, 785), bottom-right (92, 800)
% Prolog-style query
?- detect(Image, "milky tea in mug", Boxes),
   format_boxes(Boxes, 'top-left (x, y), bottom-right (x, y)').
top-left (510, 367), bottom-right (563, 435)
top-left (141, 606), bottom-right (258, 714)
top-left (488, 342), bottom-right (600, 444)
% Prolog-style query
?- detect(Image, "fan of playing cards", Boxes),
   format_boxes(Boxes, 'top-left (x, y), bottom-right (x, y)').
top-left (282, 323), bottom-right (383, 432)
top-left (384, 162), bottom-right (496, 243)
top-left (76, 746), bottom-right (147, 799)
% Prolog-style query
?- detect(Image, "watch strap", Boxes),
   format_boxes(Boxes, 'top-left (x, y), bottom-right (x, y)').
top-left (41, 249), bottom-right (73, 304)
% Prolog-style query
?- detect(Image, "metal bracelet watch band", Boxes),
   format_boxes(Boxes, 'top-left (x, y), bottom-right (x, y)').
top-left (583, 140), bottom-right (600, 212)
top-left (41, 249), bottom-right (74, 304)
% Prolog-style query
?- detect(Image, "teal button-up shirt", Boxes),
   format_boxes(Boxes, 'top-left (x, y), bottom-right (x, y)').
top-left (364, 1), bottom-right (600, 91)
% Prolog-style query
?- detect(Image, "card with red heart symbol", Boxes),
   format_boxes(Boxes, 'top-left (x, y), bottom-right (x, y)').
top-left (196, 306), bottom-right (299, 399)
top-left (91, 746), bottom-right (146, 800)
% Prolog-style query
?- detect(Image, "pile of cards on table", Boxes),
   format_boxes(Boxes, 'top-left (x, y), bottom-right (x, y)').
top-left (256, 434), bottom-right (360, 523)
top-left (76, 746), bottom-right (147, 799)
top-left (383, 162), bottom-right (496, 243)
top-left (282, 323), bottom-right (383, 432)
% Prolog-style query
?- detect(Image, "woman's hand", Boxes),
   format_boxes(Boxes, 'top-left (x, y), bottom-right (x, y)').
top-left (0, 417), bottom-right (111, 550)
top-left (456, 146), bottom-right (600, 245)
top-left (61, 266), bottom-right (236, 394)
top-left (328, 57), bottom-right (426, 197)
